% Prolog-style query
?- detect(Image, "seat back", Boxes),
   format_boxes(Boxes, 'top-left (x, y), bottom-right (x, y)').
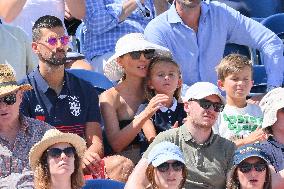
top-left (250, 65), bottom-right (267, 94)
top-left (82, 179), bottom-right (125, 189)
top-left (223, 43), bottom-right (251, 58)
top-left (66, 69), bottom-right (114, 94)
top-left (75, 23), bottom-right (85, 53)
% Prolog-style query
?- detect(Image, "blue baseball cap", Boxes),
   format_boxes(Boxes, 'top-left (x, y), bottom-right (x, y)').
top-left (148, 141), bottom-right (186, 167)
top-left (233, 143), bottom-right (270, 165)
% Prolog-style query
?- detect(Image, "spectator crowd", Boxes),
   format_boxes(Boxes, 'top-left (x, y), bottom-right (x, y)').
top-left (0, 0), bottom-right (284, 188)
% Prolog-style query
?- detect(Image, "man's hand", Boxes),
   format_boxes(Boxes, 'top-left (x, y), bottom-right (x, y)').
top-left (82, 149), bottom-right (102, 175)
top-left (247, 94), bottom-right (265, 105)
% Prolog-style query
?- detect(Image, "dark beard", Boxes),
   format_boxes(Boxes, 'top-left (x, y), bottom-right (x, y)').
top-left (38, 50), bottom-right (67, 66)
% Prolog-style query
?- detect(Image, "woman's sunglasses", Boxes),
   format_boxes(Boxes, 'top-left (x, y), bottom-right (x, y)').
top-left (129, 50), bottom-right (155, 60)
top-left (0, 93), bottom-right (17, 105)
top-left (157, 161), bottom-right (184, 172)
top-left (46, 36), bottom-right (69, 46)
top-left (190, 98), bottom-right (224, 112)
top-left (238, 161), bottom-right (266, 173)
top-left (46, 147), bottom-right (76, 158)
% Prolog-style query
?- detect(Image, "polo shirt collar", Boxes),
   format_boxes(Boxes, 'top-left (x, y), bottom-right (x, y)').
top-left (168, 1), bottom-right (210, 24)
top-left (34, 68), bottom-right (69, 95)
top-left (181, 123), bottom-right (214, 145)
top-left (160, 98), bottom-right (177, 112)
top-left (34, 68), bottom-right (49, 93)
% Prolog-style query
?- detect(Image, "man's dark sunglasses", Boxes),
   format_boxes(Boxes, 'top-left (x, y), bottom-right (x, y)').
top-left (190, 98), bottom-right (224, 112)
top-left (46, 147), bottom-right (76, 158)
top-left (238, 161), bottom-right (266, 173)
top-left (0, 93), bottom-right (17, 105)
top-left (129, 50), bottom-right (155, 60)
top-left (157, 161), bottom-right (184, 172)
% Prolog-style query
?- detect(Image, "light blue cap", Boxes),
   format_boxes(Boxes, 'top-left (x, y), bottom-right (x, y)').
top-left (148, 141), bottom-right (186, 167)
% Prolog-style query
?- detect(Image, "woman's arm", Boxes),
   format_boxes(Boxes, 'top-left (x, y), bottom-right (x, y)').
top-left (100, 91), bottom-right (169, 152)
top-left (0, 0), bottom-right (27, 22)
top-left (142, 120), bottom-right (157, 143)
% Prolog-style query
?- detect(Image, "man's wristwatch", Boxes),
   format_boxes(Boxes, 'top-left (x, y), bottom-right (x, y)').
top-left (135, 0), bottom-right (150, 17)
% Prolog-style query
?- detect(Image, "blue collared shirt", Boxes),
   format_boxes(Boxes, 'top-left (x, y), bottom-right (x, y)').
top-left (144, 1), bottom-right (284, 87)
top-left (20, 69), bottom-right (101, 138)
top-left (83, 0), bottom-right (155, 61)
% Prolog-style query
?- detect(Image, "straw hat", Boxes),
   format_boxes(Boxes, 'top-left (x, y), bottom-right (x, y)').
top-left (29, 129), bottom-right (87, 171)
top-left (259, 87), bottom-right (284, 128)
top-left (103, 33), bottom-right (169, 81)
top-left (0, 63), bottom-right (32, 97)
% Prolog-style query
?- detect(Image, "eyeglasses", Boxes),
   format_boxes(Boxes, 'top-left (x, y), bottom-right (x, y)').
top-left (129, 50), bottom-right (155, 60)
top-left (46, 147), bottom-right (76, 158)
top-left (46, 35), bottom-right (69, 46)
top-left (238, 162), bottom-right (267, 173)
top-left (156, 161), bottom-right (184, 172)
top-left (0, 93), bottom-right (17, 105)
top-left (190, 98), bottom-right (224, 112)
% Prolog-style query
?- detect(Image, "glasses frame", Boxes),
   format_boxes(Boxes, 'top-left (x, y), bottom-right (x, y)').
top-left (45, 35), bottom-right (70, 46)
top-left (0, 92), bottom-right (17, 105)
top-left (238, 161), bottom-right (267, 173)
top-left (128, 50), bottom-right (155, 60)
top-left (190, 98), bottom-right (224, 112)
top-left (46, 147), bottom-right (76, 158)
top-left (156, 161), bottom-right (184, 172)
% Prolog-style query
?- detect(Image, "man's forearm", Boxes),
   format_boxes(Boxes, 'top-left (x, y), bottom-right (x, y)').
top-left (0, 0), bottom-right (27, 22)
top-left (65, 0), bottom-right (86, 20)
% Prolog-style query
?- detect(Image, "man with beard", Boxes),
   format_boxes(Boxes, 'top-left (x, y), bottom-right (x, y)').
top-left (144, 0), bottom-right (284, 98)
top-left (125, 82), bottom-right (236, 189)
top-left (20, 15), bottom-right (105, 177)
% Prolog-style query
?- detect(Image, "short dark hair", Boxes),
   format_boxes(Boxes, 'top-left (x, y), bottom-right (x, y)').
top-left (32, 15), bottom-right (64, 42)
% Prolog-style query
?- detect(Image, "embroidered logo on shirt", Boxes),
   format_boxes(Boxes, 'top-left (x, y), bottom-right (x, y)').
top-left (35, 105), bottom-right (44, 113)
top-left (68, 96), bottom-right (81, 116)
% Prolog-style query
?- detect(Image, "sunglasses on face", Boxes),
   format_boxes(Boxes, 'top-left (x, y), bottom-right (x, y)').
top-left (156, 161), bottom-right (184, 172)
top-left (129, 50), bottom-right (155, 60)
top-left (190, 98), bottom-right (224, 112)
top-left (46, 147), bottom-right (76, 158)
top-left (238, 161), bottom-right (266, 173)
top-left (0, 93), bottom-right (17, 105)
top-left (46, 35), bottom-right (69, 46)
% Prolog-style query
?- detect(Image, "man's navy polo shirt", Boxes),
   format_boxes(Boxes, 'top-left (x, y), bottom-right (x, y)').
top-left (20, 68), bottom-right (101, 138)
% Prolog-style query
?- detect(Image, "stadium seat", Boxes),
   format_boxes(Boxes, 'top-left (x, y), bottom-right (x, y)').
top-left (75, 23), bottom-right (85, 53)
top-left (223, 43), bottom-right (251, 58)
top-left (66, 69), bottom-right (114, 94)
top-left (82, 179), bottom-right (125, 189)
top-left (250, 65), bottom-right (267, 94)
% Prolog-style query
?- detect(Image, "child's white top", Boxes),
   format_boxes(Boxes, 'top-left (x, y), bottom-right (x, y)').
top-left (213, 103), bottom-right (263, 141)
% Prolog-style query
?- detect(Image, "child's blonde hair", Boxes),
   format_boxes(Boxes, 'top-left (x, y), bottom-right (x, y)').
top-left (216, 53), bottom-right (253, 81)
top-left (144, 51), bottom-right (182, 101)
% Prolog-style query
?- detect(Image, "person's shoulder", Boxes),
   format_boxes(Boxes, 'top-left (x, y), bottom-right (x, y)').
top-left (213, 133), bottom-right (236, 149)
top-left (100, 87), bottom-right (118, 102)
top-left (66, 71), bottom-right (98, 92)
top-left (23, 116), bottom-right (54, 132)
top-left (0, 24), bottom-right (29, 41)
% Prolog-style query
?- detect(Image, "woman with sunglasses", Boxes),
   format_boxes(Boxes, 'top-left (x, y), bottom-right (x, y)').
top-left (145, 141), bottom-right (187, 189)
top-left (100, 33), bottom-right (169, 164)
top-left (227, 143), bottom-right (272, 189)
top-left (29, 129), bottom-right (86, 189)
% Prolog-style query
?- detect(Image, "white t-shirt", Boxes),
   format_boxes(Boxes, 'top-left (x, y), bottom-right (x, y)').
top-left (213, 103), bottom-right (263, 141)
top-left (6, 0), bottom-right (65, 40)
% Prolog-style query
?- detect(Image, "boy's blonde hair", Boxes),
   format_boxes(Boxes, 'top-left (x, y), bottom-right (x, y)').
top-left (216, 54), bottom-right (253, 81)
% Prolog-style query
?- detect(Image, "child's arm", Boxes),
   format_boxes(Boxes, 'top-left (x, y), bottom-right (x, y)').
top-left (142, 120), bottom-right (157, 143)
top-left (234, 127), bottom-right (268, 147)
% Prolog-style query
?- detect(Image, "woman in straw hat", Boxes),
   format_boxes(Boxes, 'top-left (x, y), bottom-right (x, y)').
top-left (146, 141), bottom-right (187, 189)
top-left (29, 129), bottom-right (86, 189)
top-left (100, 33), bottom-right (170, 164)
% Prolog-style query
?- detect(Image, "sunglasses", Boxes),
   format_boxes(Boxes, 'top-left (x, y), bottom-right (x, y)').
top-left (0, 93), bottom-right (17, 105)
top-left (46, 147), bottom-right (76, 158)
top-left (190, 98), bottom-right (224, 112)
top-left (157, 161), bottom-right (184, 172)
top-left (238, 162), bottom-right (266, 173)
top-left (46, 35), bottom-right (69, 46)
top-left (129, 50), bottom-right (155, 60)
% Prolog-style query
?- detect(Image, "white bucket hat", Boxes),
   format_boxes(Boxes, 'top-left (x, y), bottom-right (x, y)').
top-left (259, 87), bottom-right (284, 128)
top-left (183, 82), bottom-right (226, 104)
top-left (103, 33), bottom-right (169, 81)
